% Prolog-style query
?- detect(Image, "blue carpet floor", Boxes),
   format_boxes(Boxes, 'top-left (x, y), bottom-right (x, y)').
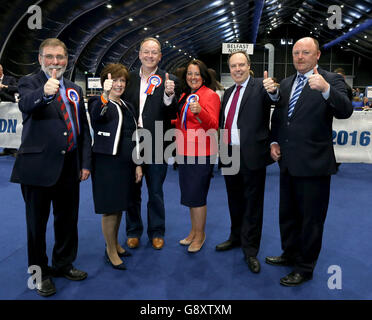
top-left (0, 151), bottom-right (371, 300)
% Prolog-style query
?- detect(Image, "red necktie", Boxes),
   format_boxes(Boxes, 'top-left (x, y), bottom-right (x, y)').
top-left (57, 94), bottom-right (74, 152)
top-left (224, 85), bottom-right (242, 145)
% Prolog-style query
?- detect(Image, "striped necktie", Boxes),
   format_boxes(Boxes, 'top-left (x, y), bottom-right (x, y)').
top-left (288, 74), bottom-right (306, 117)
top-left (57, 93), bottom-right (75, 152)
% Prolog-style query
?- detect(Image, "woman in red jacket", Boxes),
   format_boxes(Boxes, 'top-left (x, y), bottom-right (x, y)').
top-left (175, 59), bottom-right (221, 252)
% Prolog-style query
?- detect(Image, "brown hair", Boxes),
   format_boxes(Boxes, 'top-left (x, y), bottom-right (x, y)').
top-left (334, 67), bottom-right (346, 76)
top-left (100, 63), bottom-right (130, 86)
top-left (181, 59), bottom-right (212, 94)
top-left (227, 50), bottom-right (251, 66)
top-left (39, 38), bottom-right (68, 56)
top-left (208, 68), bottom-right (224, 91)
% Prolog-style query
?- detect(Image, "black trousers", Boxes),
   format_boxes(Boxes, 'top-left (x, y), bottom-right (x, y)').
top-left (279, 170), bottom-right (331, 276)
top-left (21, 151), bottom-right (80, 278)
top-left (224, 166), bottom-right (267, 257)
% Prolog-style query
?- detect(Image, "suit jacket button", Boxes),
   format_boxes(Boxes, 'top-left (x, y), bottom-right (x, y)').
top-left (61, 150), bottom-right (66, 155)
top-left (287, 122), bottom-right (290, 126)
top-left (63, 132), bottom-right (68, 136)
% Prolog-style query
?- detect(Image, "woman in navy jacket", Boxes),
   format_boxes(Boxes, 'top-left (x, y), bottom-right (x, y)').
top-left (88, 63), bottom-right (142, 270)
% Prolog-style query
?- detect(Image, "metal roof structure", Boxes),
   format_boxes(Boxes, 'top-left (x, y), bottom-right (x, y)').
top-left (0, 0), bottom-right (371, 79)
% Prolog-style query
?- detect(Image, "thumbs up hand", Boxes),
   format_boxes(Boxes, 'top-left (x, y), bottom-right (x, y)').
top-left (44, 68), bottom-right (60, 96)
top-left (308, 67), bottom-right (329, 93)
top-left (103, 73), bottom-right (113, 98)
top-left (263, 70), bottom-right (277, 93)
top-left (164, 72), bottom-right (175, 96)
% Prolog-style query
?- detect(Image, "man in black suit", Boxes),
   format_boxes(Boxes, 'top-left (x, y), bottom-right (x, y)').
top-left (263, 37), bottom-right (353, 286)
top-left (333, 67), bottom-right (353, 101)
top-left (10, 38), bottom-right (92, 296)
top-left (0, 64), bottom-right (19, 156)
top-left (123, 37), bottom-right (177, 250)
top-left (0, 64), bottom-right (18, 102)
top-left (216, 51), bottom-right (273, 273)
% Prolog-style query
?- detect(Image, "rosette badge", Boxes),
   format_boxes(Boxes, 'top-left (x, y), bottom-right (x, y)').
top-left (145, 75), bottom-right (162, 95)
top-left (66, 88), bottom-right (80, 134)
top-left (182, 94), bottom-right (199, 129)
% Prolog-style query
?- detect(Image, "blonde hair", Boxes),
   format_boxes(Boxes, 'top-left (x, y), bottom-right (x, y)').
top-left (140, 37), bottom-right (161, 52)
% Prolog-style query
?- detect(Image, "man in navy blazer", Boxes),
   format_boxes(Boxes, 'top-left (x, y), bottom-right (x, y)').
top-left (216, 51), bottom-right (273, 274)
top-left (122, 37), bottom-right (178, 250)
top-left (263, 37), bottom-right (353, 286)
top-left (10, 38), bottom-right (91, 297)
top-left (0, 64), bottom-right (18, 102)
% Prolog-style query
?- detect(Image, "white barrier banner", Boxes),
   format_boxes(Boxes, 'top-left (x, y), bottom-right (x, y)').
top-left (333, 111), bottom-right (372, 163)
top-left (1, 103), bottom-right (372, 163)
top-left (0, 102), bottom-right (22, 148)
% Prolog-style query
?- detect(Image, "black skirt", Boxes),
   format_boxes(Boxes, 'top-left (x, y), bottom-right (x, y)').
top-left (91, 107), bottom-right (137, 214)
top-left (178, 156), bottom-right (214, 207)
top-left (92, 153), bottom-right (135, 214)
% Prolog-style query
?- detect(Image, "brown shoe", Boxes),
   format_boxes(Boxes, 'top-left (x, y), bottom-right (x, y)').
top-left (127, 237), bottom-right (140, 249)
top-left (152, 237), bottom-right (164, 250)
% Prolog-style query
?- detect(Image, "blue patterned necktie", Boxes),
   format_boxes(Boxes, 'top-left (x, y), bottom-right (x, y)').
top-left (288, 74), bottom-right (306, 117)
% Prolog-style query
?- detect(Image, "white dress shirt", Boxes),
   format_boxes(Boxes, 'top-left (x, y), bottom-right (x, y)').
top-left (138, 67), bottom-right (174, 128)
top-left (224, 76), bottom-right (250, 145)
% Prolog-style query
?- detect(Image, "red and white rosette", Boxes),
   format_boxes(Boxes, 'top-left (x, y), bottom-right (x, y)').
top-left (145, 75), bottom-right (162, 95)
top-left (66, 88), bottom-right (80, 134)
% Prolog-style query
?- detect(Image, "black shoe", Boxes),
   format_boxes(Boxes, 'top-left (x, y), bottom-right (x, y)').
top-left (118, 250), bottom-right (132, 257)
top-left (215, 239), bottom-right (240, 251)
top-left (105, 250), bottom-right (127, 270)
top-left (36, 278), bottom-right (56, 297)
top-left (105, 244), bottom-right (132, 257)
top-left (280, 271), bottom-right (312, 287)
top-left (245, 256), bottom-right (261, 273)
top-left (59, 267), bottom-right (88, 281)
top-left (265, 255), bottom-right (294, 266)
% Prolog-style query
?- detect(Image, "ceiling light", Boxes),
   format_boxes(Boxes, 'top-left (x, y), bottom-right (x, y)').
top-left (218, 16), bottom-right (228, 22)
top-left (211, 0), bottom-right (223, 6)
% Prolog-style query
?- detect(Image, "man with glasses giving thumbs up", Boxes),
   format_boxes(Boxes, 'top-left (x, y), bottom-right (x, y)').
top-left (10, 38), bottom-right (91, 296)
top-left (263, 37), bottom-right (352, 286)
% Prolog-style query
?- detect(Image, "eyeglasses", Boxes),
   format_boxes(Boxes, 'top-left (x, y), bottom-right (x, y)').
top-left (40, 54), bottom-right (67, 61)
